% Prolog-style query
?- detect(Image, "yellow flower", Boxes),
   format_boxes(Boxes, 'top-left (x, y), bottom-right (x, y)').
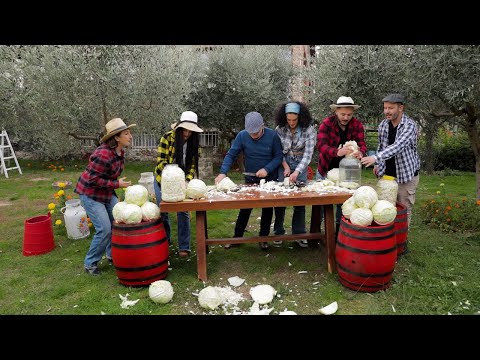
top-left (55, 220), bottom-right (62, 226)
top-left (57, 190), bottom-right (65, 196)
top-left (50, 209), bottom-right (55, 214)
top-left (440, 183), bottom-right (445, 187)
top-left (58, 182), bottom-right (66, 188)
top-left (48, 203), bottom-right (56, 210)
top-left (436, 191), bottom-right (441, 194)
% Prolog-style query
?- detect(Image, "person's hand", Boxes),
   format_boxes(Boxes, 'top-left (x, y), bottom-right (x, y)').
top-left (215, 174), bottom-right (226, 185)
top-left (118, 177), bottom-right (131, 188)
top-left (337, 145), bottom-right (353, 157)
top-left (352, 151), bottom-right (363, 160)
top-left (256, 168), bottom-right (268, 178)
top-left (373, 166), bottom-right (378, 176)
top-left (289, 170), bottom-right (299, 183)
top-left (360, 155), bottom-right (376, 168)
top-left (283, 166), bottom-right (291, 177)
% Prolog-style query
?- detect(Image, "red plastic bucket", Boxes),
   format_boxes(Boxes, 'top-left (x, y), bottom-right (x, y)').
top-left (23, 212), bottom-right (55, 256)
top-left (395, 202), bottom-right (408, 255)
top-left (336, 217), bottom-right (397, 292)
top-left (112, 218), bottom-right (169, 287)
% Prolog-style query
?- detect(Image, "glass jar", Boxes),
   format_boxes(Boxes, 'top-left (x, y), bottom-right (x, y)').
top-left (161, 164), bottom-right (186, 202)
top-left (376, 175), bottom-right (398, 206)
top-left (338, 156), bottom-right (361, 190)
top-left (138, 172), bottom-right (155, 202)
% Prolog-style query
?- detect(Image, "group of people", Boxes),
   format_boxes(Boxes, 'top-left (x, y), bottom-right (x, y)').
top-left (75, 93), bottom-right (420, 275)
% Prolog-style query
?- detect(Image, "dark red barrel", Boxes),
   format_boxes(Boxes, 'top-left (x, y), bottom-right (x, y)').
top-left (23, 212), bottom-right (55, 256)
top-left (336, 217), bottom-right (397, 292)
top-left (395, 202), bottom-right (408, 255)
top-left (112, 217), bottom-right (169, 287)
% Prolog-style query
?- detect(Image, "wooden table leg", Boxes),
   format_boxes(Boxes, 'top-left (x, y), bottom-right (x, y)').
top-left (196, 211), bottom-right (207, 282)
top-left (323, 204), bottom-right (335, 273)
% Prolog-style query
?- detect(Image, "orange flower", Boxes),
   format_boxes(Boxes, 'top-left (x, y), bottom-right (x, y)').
top-left (476, 200), bottom-right (480, 206)
top-left (446, 206), bottom-right (452, 211)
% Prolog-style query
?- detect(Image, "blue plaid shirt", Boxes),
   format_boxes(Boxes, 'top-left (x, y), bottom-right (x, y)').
top-left (275, 125), bottom-right (316, 175)
top-left (376, 113), bottom-right (420, 183)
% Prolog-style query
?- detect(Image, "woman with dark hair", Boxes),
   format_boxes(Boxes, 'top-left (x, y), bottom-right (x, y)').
top-left (153, 111), bottom-right (203, 258)
top-left (75, 118), bottom-right (135, 275)
top-left (273, 101), bottom-right (316, 248)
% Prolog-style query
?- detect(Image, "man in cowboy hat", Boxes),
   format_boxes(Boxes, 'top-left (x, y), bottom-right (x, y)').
top-left (153, 111), bottom-right (203, 258)
top-left (75, 117), bottom-right (135, 275)
top-left (316, 96), bottom-right (367, 238)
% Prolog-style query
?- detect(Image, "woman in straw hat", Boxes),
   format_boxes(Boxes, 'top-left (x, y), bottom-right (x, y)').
top-left (75, 118), bottom-right (135, 275)
top-left (153, 111), bottom-right (203, 258)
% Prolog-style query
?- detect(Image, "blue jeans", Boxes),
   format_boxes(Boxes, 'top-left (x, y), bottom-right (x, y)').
top-left (234, 173), bottom-right (276, 238)
top-left (80, 194), bottom-right (118, 269)
top-left (154, 180), bottom-right (191, 252)
top-left (316, 169), bottom-right (342, 226)
top-left (274, 155), bottom-right (307, 235)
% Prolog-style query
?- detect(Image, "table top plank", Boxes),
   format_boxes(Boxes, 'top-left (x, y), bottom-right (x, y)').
top-left (161, 186), bottom-right (352, 212)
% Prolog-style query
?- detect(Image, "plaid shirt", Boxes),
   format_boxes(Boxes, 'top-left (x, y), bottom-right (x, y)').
top-left (74, 143), bottom-right (125, 204)
top-left (275, 125), bottom-right (316, 175)
top-left (154, 130), bottom-right (196, 183)
top-left (316, 115), bottom-right (367, 177)
top-left (376, 113), bottom-right (420, 183)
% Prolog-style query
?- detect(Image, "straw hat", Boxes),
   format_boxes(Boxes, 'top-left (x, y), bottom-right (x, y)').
top-left (329, 96), bottom-right (361, 110)
top-left (170, 111), bottom-right (203, 133)
top-left (101, 118), bottom-right (136, 143)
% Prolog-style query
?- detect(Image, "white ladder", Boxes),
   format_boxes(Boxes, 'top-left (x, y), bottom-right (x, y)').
top-left (0, 129), bottom-right (22, 178)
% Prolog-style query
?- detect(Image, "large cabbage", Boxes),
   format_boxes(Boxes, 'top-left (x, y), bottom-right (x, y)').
top-left (198, 286), bottom-right (223, 310)
top-left (216, 177), bottom-right (237, 192)
top-left (327, 168), bottom-right (339, 183)
top-left (125, 185), bottom-right (149, 206)
top-left (371, 200), bottom-right (397, 225)
top-left (353, 186), bottom-right (378, 209)
top-left (149, 280), bottom-right (174, 304)
top-left (350, 208), bottom-right (373, 226)
top-left (186, 179), bottom-right (208, 199)
top-left (112, 201), bottom-right (128, 223)
top-left (249, 284), bottom-right (277, 305)
top-left (122, 203), bottom-right (143, 224)
top-left (141, 201), bottom-right (161, 221)
top-left (341, 196), bottom-right (358, 219)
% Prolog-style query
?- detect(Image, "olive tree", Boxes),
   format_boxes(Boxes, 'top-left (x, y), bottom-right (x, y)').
top-left (185, 45), bottom-right (294, 144)
top-left (0, 45), bottom-right (204, 160)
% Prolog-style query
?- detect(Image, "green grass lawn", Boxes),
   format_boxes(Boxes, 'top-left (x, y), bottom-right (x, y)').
top-left (0, 159), bottom-right (479, 315)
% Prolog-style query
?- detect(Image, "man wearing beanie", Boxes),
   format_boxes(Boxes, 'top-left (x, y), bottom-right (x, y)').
top-left (215, 111), bottom-right (283, 250)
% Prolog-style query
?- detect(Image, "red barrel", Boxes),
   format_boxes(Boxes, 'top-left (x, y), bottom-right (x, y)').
top-left (336, 217), bottom-right (397, 292)
top-left (23, 213), bottom-right (55, 256)
top-left (395, 202), bottom-right (408, 255)
top-left (112, 218), bottom-right (169, 287)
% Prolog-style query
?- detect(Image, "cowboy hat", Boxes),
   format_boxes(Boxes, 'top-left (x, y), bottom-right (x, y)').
top-left (170, 111), bottom-right (204, 133)
top-left (101, 118), bottom-right (136, 143)
top-left (330, 96), bottom-right (361, 110)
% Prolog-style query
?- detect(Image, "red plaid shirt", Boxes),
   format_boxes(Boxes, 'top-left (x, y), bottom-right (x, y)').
top-left (316, 115), bottom-right (367, 177)
top-left (74, 143), bottom-right (125, 204)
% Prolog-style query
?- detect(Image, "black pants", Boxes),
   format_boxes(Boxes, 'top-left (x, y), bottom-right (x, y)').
top-left (233, 174), bottom-right (275, 237)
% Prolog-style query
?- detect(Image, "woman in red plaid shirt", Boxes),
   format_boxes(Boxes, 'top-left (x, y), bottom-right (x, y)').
top-left (75, 118), bottom-right (135, 275)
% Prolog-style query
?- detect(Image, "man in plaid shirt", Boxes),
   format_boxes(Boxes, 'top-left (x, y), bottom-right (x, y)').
top-left (361, 94), bottom-right (420, 254)
top-left (316, 96), bottom-right (367, 237)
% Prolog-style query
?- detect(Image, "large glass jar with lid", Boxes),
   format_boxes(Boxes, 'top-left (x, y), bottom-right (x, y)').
top-left (376, 175), bottom-right (398, 206)
top-left (138, 172), bottom-right (155, 202)
top-left (161, 164), bottom-right (186, 202)
top-left (338, 156), bottom-right (362, 190)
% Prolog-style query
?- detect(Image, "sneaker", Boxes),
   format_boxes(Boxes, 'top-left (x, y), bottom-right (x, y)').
top-left (259, 242), bottom-right (269, 250)
top-left (296, 240), bottom-right (308, 248)
top-left (178, 250), bottom-right (190, 258)
top-left (273, 240), bottom-right (283, 247)
top-left (85, 267), bottom-right (101, 275)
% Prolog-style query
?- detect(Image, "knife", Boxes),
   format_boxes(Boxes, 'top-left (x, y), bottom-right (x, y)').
top-left (242, 172), bottom-right (258, 177)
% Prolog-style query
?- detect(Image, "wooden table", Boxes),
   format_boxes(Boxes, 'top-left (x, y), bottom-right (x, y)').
top-left (161, 187), bottom-right (352, 281)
